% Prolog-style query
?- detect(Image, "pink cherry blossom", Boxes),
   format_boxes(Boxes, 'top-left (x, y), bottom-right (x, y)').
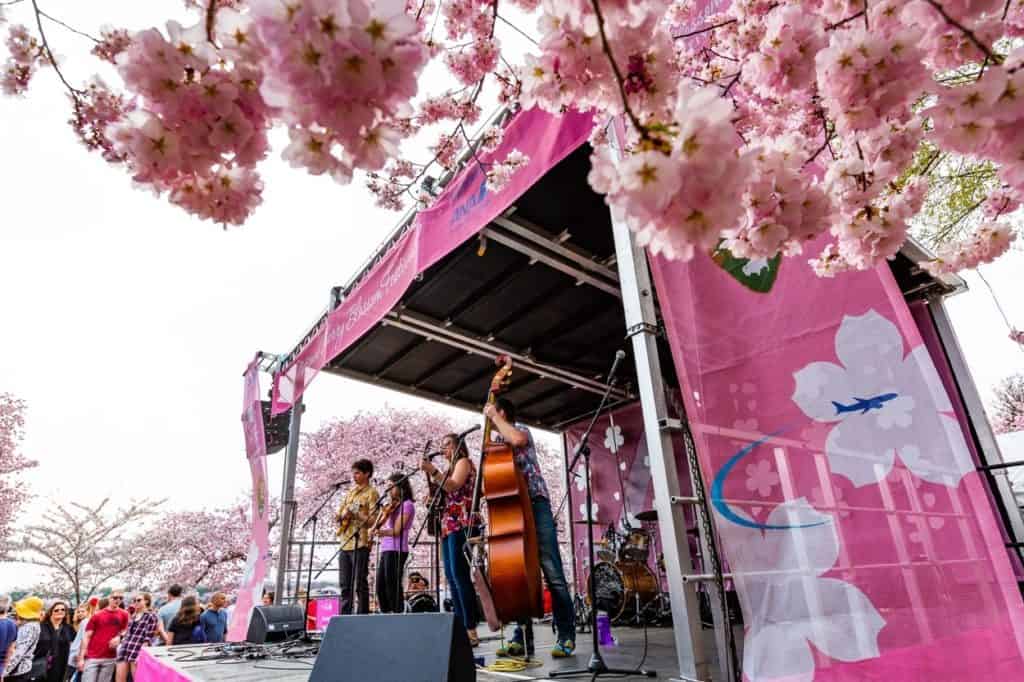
top-left (0, 393), bottom-right (36, 559)
top-left (921, 222), bottom-right (1018, 275)
top-left (485, 148), bottom-right (529, 191)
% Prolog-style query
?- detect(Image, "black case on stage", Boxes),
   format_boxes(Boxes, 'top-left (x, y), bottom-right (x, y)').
top-left (310, 612), bottom-right (476, 682)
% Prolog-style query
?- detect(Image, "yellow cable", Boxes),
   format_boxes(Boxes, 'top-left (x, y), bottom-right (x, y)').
top-left (485, 656), bottom-right (544, 673)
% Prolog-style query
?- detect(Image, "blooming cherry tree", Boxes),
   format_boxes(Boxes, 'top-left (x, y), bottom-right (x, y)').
top-left (0, 392), bottom-right (36, 557)
top-left (1, 0), bottom-right (1021, 275)
top-left (142, 500), bottom-right (280, 591)
top-left (991, 373), bottom-right (1024, 435)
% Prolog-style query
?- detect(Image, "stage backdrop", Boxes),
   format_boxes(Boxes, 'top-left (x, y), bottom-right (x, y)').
top-left (228, 356), bottom-right (272, 642)
top-left (562, 401), bottom-right (698, 592)
top-left (650, 235), bottom-right (1024, 681)
top-left (271, 107), bottom-right (595, 415)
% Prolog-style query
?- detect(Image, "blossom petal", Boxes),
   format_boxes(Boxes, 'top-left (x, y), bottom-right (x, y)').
top-left (834, 310), bottom-right (905, 380)
top-left (897, 345), bottom-right (953, 414)
top-left (792, 361), bottom-right (854, 423)
top-left (825, 415), bottom-right (896, 487)
top-left (718, 499), bottom-right (837, 576)
top-left (802, 577), bottom-right (886, 662)
top-left (742, 622), bottom-right (815, 682)
top-left (897, 413), bottom-right (974, 487)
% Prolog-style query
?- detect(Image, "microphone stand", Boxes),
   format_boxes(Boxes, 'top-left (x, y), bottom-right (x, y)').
top-left (551, 354), bottom-right (655, 680)
top-left (300, 481), bottom-right (346, 635)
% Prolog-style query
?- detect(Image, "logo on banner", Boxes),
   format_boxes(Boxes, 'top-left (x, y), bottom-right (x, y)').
top-left (451, 178), bottom-right (488, 226)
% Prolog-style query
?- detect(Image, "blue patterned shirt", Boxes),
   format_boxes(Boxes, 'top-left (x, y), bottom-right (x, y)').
top-left (498, 423), bottom-right (549, 501)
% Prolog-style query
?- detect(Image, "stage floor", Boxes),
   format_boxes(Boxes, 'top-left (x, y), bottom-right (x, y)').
top-left (144, 622), bottom-right (736, 681)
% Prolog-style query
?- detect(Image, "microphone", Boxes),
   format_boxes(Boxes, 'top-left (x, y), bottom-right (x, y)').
top-left (457, 424), bottom-right (482, 440)
top-left (422, 451), bottom-right (445, 461)
top-left (330, 478), bottom-right (350, 488)
top-left (607, 349), bottom-right (626, 383)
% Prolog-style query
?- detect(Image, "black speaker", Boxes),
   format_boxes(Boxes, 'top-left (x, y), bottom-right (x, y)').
top-left (246, 604), bottom-right (304, 643)
top-left (310, 613), bottom-right (476, 682)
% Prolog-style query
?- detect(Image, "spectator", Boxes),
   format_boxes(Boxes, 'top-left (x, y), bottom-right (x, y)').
top-left (114, 593), bottom-right (159, 682)
top-left (156, 585), bottom-right (183, 634)
top-left (261, 591), bottom-right (274, 607)
top-left (0, 601), bottom-right (18, 679)
top-left (199, 594), bottom-right (228, 644)
top-left (68, 599), bottom-right (104, 682)
top-left (34, 600), bottom-right (74, 682)
top-left (5, 596), bottom-right (43, 682)
top-left (167, 596), bottom-right (204, 646)
top-left (222, 595), bottom-right (236, 627)
top-left (78, 592), bottom-right (129, 682)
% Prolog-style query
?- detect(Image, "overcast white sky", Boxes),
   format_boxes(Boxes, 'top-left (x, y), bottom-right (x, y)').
top-left (1, 1), bottom-right (1023, 591)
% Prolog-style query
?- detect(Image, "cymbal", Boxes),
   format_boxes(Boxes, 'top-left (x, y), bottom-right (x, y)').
top-left (634, 509), bottom-right (658, 522)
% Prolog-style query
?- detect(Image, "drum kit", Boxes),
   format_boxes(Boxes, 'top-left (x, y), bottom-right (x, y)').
top-left (576, 508), bottom-right (672, 626)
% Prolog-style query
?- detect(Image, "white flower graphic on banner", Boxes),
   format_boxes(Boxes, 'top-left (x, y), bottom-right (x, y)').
top-left (604, 424), bottom-right (625, 451)
top-left (792, 310), bottom-right (973, 487)
top-left (745, 459), bottom-right (780, 497)
top-left (719, 499), bottom-right (885, 681)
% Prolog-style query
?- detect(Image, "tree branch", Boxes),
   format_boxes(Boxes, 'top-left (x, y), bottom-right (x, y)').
top-left (29, 0), bottom-right (84, 96)
top-left (38, 10), bottom-right (99, 43)
top-left (673, 18), bottom-right (736, 40)
top-left (589, 0), bottom-right (653, 145)
top-left (922, 0), bottom-right (1001, 64)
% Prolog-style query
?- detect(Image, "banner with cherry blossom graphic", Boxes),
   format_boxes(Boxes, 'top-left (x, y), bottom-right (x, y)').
top-left (562, 401), bottom-right (699, 591)
top-left (649, 238), bottom-right (1024, 681)
top-left (228, 357), bottom-right (272, 642)
top-left (271, 107), bottom-right (594, 414)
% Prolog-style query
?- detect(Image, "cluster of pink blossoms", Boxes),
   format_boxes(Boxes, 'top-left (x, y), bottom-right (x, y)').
top-left (2, 24), bottom-right (44, 96)
top-left (921, 222), bottom-right (1017, 276)
top-left (102, 20), bottom-right (273, 225)
top-left (485, 148), bottom-right (528, 191)
top-left (515, 0), bottom-right (1024, 275)
top-left (250, 0), bottom-right (428, 182)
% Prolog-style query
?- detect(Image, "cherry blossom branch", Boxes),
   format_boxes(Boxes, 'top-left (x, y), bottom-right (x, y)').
top-left (205, 0), bottom-right (219, 46)
top-left (28, 0), bottom-right (84, 96)
top-left (922, 0), bottom-right (1002, 64)
top-left (1003, 0), bottom-right (1012, 21)
top-left (672, 18), bottom-right (736, 40)
top-left (589, 0), bottom-right (653, 145)
top-left (37, 9), bottom-right (99, 43)
top-left (496, 13), bottom-right (538, 46)
top-left (826, 10), bottom-right (864, 30)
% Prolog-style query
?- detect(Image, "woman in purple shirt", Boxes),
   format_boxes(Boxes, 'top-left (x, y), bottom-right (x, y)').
top-left (373, 472), bottom-right (416, 614)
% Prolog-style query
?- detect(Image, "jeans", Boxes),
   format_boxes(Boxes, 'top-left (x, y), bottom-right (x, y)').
top-left (80, 659), bottom-right (116, 682)
top-left (442, 528), bottom-right (479, 631)
top-left (512, 496), bottom-right (575, 644)
top-left (339, 547), bottom-right (371, 615)
top-left (376, 550), bottom-right (409, 613)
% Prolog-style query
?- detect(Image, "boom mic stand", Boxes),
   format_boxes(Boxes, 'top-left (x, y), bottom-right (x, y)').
top-left (300, 480), bottom-right (347, 636)
top-left (551, 350), bottom-right (655, 681)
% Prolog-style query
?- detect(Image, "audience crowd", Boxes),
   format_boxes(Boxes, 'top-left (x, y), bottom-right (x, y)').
top-left (0, 584), bottom-right (235, 682)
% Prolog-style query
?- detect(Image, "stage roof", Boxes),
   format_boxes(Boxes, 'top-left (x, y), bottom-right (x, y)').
top-left (276, 135), bottom-right (965, 432)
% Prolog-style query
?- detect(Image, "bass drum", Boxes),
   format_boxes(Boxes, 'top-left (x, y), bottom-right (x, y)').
top-left (589, 561), bottom-right (659, 623)
top-left (405, 592), bottom-right (439, 613)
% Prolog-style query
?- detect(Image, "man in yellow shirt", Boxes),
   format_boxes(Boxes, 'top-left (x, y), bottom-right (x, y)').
top-left (336, 458), bottom-right (379, 615)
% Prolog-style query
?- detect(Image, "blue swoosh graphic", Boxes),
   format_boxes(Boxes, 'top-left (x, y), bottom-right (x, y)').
top-left (710, 432), bottom-right (829, 531)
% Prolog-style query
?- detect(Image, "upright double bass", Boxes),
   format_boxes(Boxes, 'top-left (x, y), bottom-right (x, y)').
top-left (468, 356), bottom-right (544, 629)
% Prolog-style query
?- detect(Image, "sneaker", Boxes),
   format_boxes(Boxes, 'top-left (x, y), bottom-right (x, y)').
top-left (495, 641), bottom-right (525, 657)
top-left (551, 640), bottom-right (575, 658)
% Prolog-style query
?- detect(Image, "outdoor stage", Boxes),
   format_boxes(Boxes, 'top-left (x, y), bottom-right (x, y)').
top-left (137, 622), bottom-right (736, 681)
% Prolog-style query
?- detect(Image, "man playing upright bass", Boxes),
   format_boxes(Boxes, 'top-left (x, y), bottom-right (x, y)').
top-left (485, 397), bottom-right (576, 658)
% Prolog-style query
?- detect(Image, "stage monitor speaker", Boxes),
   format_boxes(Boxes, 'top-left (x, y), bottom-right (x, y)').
top-left (310, 613), bottom-right (475, 682)
top-left (246, 604), bottom-right (304, 644)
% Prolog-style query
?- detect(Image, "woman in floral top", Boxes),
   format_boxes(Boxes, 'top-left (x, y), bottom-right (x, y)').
top-left (421, 433), bottom-right (480, 646)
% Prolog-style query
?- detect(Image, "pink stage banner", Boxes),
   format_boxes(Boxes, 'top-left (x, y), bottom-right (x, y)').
top-left (563, 401), bottom-right (699, 590)
top-left (228, 356), bottom-right (272, 642)
top-left (136, 649), bottom-right (194, 682)
top-left (272, 108), bottom-right (594, 414)
top-left (650, 237), bottom-right (1024, 681)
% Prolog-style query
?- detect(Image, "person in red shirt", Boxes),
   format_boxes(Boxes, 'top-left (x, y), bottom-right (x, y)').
top-left (77, 592), bottom-right (129, 682)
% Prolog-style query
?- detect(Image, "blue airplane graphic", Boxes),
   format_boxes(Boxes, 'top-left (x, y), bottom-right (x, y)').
top-left (831, 393), bottom-right (899, 416)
